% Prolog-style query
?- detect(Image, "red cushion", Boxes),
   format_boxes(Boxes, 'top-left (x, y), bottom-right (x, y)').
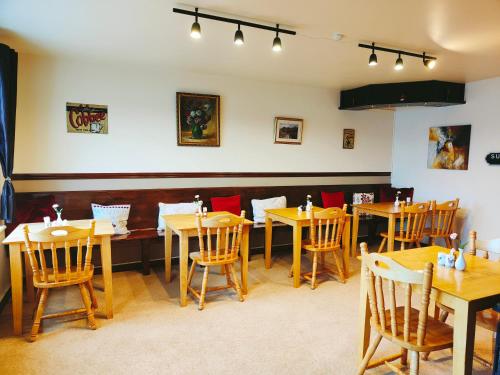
top-left (210, 195), bottom-right (241, 216)
top-left (379, 187), bottom-right (414, 202)
top-left (7, 195), bottom-right (57, 235)
top-left (321, 191), bottom-right (345, 208)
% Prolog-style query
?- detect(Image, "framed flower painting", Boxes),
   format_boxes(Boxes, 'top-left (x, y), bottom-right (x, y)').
top-left (176, 92), bottom-right (220, 147)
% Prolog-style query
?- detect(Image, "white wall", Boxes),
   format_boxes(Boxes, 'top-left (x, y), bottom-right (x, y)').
top-left (13, 54), bottom-right (394, 191)
top-left (392, 77), bottom-right (500, 240)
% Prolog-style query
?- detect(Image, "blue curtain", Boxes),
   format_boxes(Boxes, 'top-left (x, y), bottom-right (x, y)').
top-left (0, 44), bottom-right (17, 223)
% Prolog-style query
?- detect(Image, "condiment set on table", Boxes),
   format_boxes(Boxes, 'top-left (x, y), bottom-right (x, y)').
top-left (43, 204), bottom-right (68, 227)
top-left (297, 194), bottom-right (313, 214)
top-left (437, 232), bottom-right (467, 271)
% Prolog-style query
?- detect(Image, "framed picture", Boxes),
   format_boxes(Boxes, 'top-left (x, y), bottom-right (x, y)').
top-left (343, 129), bottom-right (355, 149)
top-left (427, 125), bottom-right (471, 170)
top-left (66, 102), bottom-right (108, 134)
top-left (274, 117), bottom-right (303, 145)
top-left (176, 92), bottom-right (220, 147)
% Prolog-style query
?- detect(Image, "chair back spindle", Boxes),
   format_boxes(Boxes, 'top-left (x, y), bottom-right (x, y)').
top-left (23, 221), bottom-right (96, 287)
top-left (430, 199), bottom-right (460, 238)
top-left (196, 211), bottom-right (245, 264)
top-left (361, 242), bottom-right (434, 349)
top-left (399, 202), bottom-right (431, 244)
top-left (309, 204), bottom-right (348, 250)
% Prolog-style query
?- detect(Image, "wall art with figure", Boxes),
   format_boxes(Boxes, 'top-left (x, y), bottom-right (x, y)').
top-left (176, 92), bottom-right (220, 147)
top-left (427, 125), bottom-right (471, 170)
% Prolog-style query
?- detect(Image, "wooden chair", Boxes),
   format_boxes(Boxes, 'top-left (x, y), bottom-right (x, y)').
top-left (289, 205), bottom-right (348, 289)
top-left (378, 201), bottom-right (431, 253)
top-left (426, 230), bottom-right (500, 365)
top-left (188, 212), bottom-right (245, 310)
top-left (22, 221), bottom-right (98, 342)
top-left (358, 242), bottom-right (453, 375)
top-left (425, 198), bottom-right (460, 247)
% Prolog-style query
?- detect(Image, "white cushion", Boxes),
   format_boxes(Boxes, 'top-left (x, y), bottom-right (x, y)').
top-left (251, 196), bottom-right (287, 224)
top-left (158, 202), bottom-right (199, 230)
top-left (353, 193), bottom-right (374, 218)
top-left (91, 203), bottom-right (130, 235)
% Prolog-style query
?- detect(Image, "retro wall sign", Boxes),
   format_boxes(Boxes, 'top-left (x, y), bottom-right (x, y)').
top-left (485, 152), bottom-right (500, 165)
top-left (66, 102), bottom-right (108, 134)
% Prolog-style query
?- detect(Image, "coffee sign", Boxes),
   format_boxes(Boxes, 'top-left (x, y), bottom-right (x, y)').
top-left (66, 102), bottom-right (108, 134)
top-left (485, 153), bottom-right (500, 165)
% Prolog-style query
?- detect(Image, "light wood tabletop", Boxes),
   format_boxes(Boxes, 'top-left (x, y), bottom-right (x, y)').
top-left (2, 219), bottom-right (115, 336)
top-left (358, 246), bottom-right (500, 375)
top-left (264, 207), bottom-right (351, 286)
top-left (163, 211), bottom-right (253, 307)
top-left (352, 202), bottom-right (402, 255)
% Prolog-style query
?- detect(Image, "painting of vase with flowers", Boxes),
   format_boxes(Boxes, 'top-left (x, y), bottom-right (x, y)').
top-left (176, 92), bottom-right (220, 147)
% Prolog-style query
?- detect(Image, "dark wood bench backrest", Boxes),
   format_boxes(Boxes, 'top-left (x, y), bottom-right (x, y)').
top-left (11, 184), bottom-right (390, 231)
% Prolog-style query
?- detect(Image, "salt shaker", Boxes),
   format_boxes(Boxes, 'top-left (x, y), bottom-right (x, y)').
top-left (406, 197), bottom-right (411, 205)
top-left (43, 216), bottom-right (51, 228)
top-left (202, 207), bottom-right (208, 217)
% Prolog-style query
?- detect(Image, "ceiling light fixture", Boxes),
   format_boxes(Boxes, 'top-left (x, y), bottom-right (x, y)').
top-left (394, 53), bottom-right (404, 71)
top-left (359, 43), bottom-right (436, 71)
top-left (423, 52), bottom-right (436, 69)
top-left (272, 24), bottom-right (282, 52)
top-left (368, 42), bottom-right (378, 66)
top-left (173, 7), bottom-right (295, 50)
top-left (234, 23), bottom-right (244, 46)
top-left (190, 8), bottom-right (201, 39)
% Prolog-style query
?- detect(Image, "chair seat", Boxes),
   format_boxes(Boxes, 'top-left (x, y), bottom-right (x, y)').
top-left (189, 251), bottom-right (238, 265)
top-left (380, 231), bottom-right (421, 242)
top-left (34, 265), bottom-right (94, 288)
top-left (302, 240), bottom-right (341, 252)
top-left (376, 306), bottom-right (454, 352)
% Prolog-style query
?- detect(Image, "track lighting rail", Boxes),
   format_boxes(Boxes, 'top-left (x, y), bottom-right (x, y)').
top-left (173, 8), bottom-right (296, 35)
top-left (358, 43), bottom-right (436, 61)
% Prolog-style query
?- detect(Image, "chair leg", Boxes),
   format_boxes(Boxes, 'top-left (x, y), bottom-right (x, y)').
top-left (86, 280), bottom-right (98, 309)
top-left (409, 350), bottom-right (419, 375)
top-left (288, 264), bottom-right (294, 278)
top-left (228, 264), bottom-right (244, 302)
top-left (30, 289), bottom-right (48, 342)
top-left (224, 264), bottom-right (232, 288)
top-left (377, 237), bottom-right (387, 253)
top-left (320, 252), bottom-right (326, 268)
top-left (357, 333), bottom-right (383, 375)
top-left (187, 259), bottom-right (197, 287)
top-left (401, 241), bottom-right (405, 251)
top-left (199, 266), bottom-right (209, 310)
top-left (415, 241), bottom-right (421, 248)
top-left (311, 252), bottom-right (318, 290)
top-left (331, 250), bottom-right (345, 283)
top-left (431, 237), bottom-right (436, 246)
top-left (79, 283), bottom-right (97, 330)
top-left (401, 348), bottom-right (408, 366)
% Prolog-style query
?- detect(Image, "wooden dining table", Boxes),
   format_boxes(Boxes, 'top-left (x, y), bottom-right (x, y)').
top-left (351, 202), bottom-right (402, 256)
top-left (2, 219), bottom-right (115, 336)
top-left (163, 211), bottom-right (253, 307)
top-left (264, 207), bottom-right (351, 287)
top-left (358, 246), bottom-right (500, 375)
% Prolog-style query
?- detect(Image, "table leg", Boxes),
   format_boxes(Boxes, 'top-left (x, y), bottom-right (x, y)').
top-left (164, 227), bottom-right (173, 282)
top-left (9, 244), bottom-right (24, 335)
top-left (292, 223), bottom-right (302, 288)
top-left (452, 299), bottom-right (476, 375)
top-left (100, 235), bottom-right (114, 319)
top-left (351, 207), bottom-right (360, 257)
top-left (358, 255), bottom-right (371, 361)
top-left (240, 226), bottom-right (250, 295)
top-left (24, 251), bottom-right (35, 303)
top-left (343, 216), bottom-right (351, 278)
top-left (179, 232), bottom-right (189, 307)
top-left (265, 215), bottom-right (273, 269)
top-left (387, 214), bottom-right (395, 252)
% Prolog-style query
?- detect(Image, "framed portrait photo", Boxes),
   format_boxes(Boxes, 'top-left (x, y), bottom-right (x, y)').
top-left (176, 92), bottom-right (220, 147)
top-left (274, 117), bottom-right (303, 145)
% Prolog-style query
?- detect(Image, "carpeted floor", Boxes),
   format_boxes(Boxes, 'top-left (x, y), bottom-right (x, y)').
top-left (0, 253), bottom-right (494, 374)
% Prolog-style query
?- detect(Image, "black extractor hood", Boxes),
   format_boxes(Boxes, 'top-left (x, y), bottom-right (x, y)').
top-left (339, 80), bottom-right (465, 110)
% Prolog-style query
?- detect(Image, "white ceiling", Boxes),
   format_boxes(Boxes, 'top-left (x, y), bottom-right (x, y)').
top-left (1, 0), bottom-right (500, 89)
